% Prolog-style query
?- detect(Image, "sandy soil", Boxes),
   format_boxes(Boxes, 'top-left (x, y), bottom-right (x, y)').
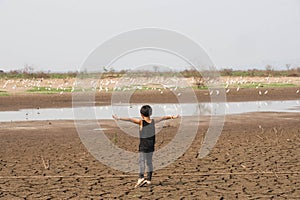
top-left (0, 81), bottom-right (299, 199)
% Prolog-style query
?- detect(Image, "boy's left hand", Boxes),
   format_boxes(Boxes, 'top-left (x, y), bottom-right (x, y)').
top-left (172, 115), bottom-right (180, 119)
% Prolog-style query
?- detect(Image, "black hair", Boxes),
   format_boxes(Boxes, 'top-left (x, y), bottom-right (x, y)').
top-left (140, 105), bottom-right (152, 117)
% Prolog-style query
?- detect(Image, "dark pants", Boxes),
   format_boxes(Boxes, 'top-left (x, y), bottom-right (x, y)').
top-left (139, 152), bottom-right (153, 181)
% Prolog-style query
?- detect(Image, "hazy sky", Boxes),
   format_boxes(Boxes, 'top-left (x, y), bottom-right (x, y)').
top-left (0, 0), bottom-right (300, 72)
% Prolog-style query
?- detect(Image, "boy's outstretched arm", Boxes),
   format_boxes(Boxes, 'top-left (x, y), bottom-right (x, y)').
top-left (112, 114), bottom-right (141, 125)
top-left (155, 115), bottom-right (180, 123)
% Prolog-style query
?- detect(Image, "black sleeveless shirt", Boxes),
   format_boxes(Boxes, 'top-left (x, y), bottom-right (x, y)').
top-left (139, 120), bottom-right (155, 153)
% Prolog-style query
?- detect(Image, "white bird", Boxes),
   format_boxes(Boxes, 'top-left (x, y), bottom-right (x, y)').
top-left (297, 89), bottom-right (299, 94)
top-left (3, 81), bottom-right (8, 88)
top-left (209, 90), bottom-right (214, 95)
top-left (226, 89), bottom-right (230, 93)
top-left (236, 86), bottom-right (240, 92)
top-left (264, 90), bottom-right (268, 95)
top-left (258, 91), bottom-right (262, 95)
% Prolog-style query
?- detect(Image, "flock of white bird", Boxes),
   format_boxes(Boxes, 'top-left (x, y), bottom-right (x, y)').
top-left (0, 76), bottom-right (299, 95)
top-left (1, 78), bottom-right (74, 94)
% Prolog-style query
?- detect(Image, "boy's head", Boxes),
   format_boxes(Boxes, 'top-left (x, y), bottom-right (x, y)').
top-left (140, 105), bottom-right (152, 117)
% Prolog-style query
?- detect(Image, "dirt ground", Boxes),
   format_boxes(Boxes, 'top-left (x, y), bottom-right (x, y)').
top-left (0, 87), bottom-right (299, 199)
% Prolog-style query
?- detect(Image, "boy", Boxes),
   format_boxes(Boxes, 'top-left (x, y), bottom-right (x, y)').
top-left (112, 105), bottom-right (179, 187)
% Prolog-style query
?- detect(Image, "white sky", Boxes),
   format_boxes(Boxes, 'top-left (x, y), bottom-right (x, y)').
top-left (0, 0), bottom-right (300, 72)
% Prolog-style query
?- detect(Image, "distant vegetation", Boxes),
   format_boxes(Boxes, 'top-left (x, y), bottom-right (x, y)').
top-left (0, 71), bottom-right (78, 79)
top-left (219, 67), bottom-right (300, 77)
top-left (0, 65), bottom-right (299, 79)
top-left (0, 90), bottom-right (9, 96)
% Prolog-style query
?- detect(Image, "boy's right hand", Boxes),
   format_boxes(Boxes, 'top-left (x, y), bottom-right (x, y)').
top-left (112, 114), bottom-right (119, 120)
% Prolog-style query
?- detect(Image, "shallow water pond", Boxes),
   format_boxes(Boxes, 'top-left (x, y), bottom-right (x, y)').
top-left (0, 100), bottom-right (299, 122)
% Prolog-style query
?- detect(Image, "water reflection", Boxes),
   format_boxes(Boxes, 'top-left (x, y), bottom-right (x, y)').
top-left (0, 100), bottom-right (299, 122)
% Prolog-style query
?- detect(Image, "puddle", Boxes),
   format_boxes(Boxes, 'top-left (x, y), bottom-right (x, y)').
top-left (93, 128), bottom-right (109, 131)
top-left (3, 127), bottom-right (38, 130)
top-left (0, 100), bottom-right (299, 122)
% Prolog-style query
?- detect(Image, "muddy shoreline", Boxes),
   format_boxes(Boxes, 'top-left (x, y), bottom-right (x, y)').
top-left (1, 87), bottom-right (299, 111)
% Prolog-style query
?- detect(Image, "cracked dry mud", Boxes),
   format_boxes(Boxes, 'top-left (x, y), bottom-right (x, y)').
top-left (0, 111), bottom-right (299, 199)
